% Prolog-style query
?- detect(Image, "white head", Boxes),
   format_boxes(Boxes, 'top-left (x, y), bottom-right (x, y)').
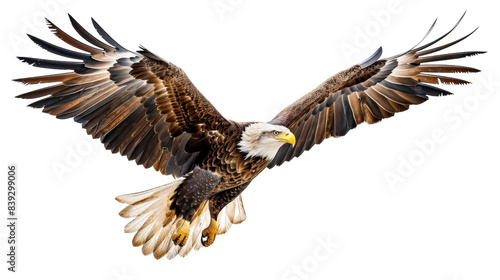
top-left (238, 123), bottom-right (296, 161)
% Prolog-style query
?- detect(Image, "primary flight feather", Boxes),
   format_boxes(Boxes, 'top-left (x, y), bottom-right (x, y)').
top-left (15, 13), bottom-right (484, 259)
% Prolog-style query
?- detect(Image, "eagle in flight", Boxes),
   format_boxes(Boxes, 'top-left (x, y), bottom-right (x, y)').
top-left (15, 13), bottom-right (483, 259)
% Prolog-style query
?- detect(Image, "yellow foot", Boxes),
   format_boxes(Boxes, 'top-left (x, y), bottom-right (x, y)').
top-left (201, 218), bottom-right (218, 247)
top-left (172, 221), bottom-right (190, 247)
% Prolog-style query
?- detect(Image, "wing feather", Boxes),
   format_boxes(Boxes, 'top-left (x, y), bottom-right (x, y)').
top-left (15, 15), bottom-right (232, 177)
top-left (268, 15), bottom-right (484, 168)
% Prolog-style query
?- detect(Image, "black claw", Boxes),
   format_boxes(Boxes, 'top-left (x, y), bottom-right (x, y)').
top-left (201, 235), bottom-right (208, 243)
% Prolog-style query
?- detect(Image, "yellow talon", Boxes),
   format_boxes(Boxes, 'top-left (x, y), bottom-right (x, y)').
top-left (201, 218), bottom-right (218, 247)
top-left (172, 221), bottom-right (190, 247)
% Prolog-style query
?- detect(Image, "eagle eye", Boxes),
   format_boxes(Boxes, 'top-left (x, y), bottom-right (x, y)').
top-left (272, 130), bottom-right (279, 136)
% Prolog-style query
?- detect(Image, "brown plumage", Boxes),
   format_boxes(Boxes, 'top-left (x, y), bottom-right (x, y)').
top-left (15, 13), bottom-right (484, 259)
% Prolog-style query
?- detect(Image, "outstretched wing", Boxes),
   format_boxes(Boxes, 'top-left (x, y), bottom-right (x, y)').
top-left (15, 15), bottom-right (233, 177)
top-left (268, 14), bottom-right (484, 168)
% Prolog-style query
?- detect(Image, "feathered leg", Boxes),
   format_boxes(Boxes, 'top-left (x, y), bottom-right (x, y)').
top-left (168, 168), bottom-right (220, 246)
top-left (202, 183), bottom-right (250, 247)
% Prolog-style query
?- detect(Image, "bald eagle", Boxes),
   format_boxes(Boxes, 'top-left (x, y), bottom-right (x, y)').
top-left (15, 13), bottom-right (484, 259)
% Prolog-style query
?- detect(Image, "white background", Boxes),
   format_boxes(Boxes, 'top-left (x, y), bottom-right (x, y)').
top-left (1, 0), bottom-right (499, 279)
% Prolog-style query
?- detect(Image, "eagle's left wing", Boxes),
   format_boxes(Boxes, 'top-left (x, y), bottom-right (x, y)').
top-left (14, 15), bottom-right (233, 178)
top-left (268, 15), bottom-right (484, 168)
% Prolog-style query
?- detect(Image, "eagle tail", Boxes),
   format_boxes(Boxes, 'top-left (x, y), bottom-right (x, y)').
top-left (115, 180), bottom-right (246, 259)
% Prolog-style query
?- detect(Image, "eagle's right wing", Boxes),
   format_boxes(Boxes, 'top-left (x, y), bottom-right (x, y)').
top-left (268, 14), bottom-right (484, 168)
top-left (15, 15), bottom-right (232, 177)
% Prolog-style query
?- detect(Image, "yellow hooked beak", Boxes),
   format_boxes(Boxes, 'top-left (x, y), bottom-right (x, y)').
top-left (275, 131), bottom-right (296, 147)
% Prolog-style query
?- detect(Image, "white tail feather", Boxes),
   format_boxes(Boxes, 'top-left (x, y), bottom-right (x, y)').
top-left (116, 180), bottom-right (247, 259)
top-left (232, 195), bottom-right (247, 224)
top-left (217, 194), bottom-right (247, 235)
